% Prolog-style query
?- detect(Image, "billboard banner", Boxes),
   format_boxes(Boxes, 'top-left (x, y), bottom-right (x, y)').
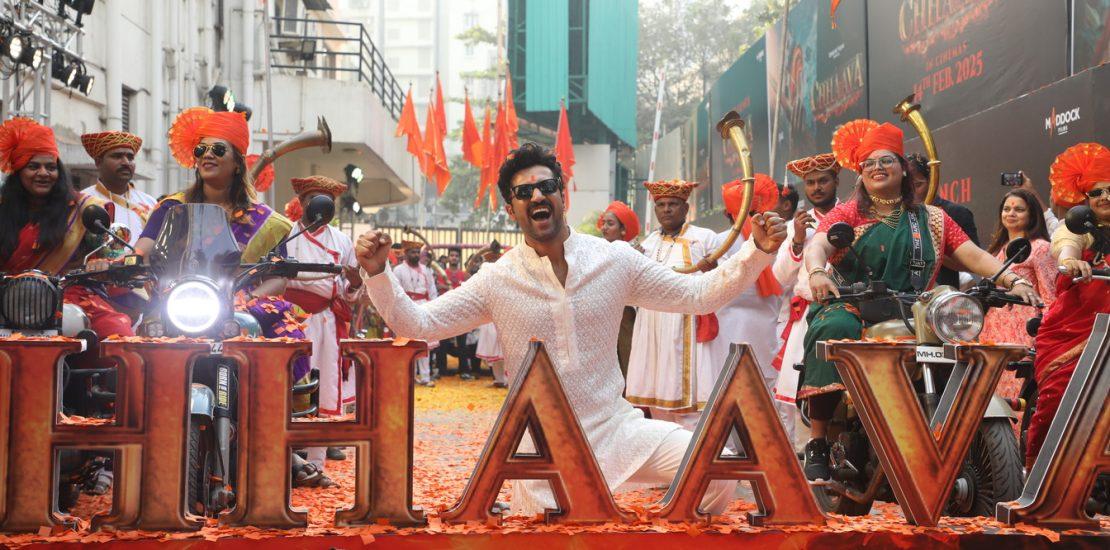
top-left (904, 64), bottom-right (1108, 243)
top-left (867, 0), bottom-right (1069, 134)
top-left (1072, 0), bottom-right (1110, 74)
top-left (709, 37), bottom-right (770, 194)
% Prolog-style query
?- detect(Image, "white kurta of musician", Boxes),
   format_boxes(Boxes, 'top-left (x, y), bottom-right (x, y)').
top-left (88, 182), bottom-right (158, 245)
top-left (285, 223), bottom-right (362, 415)
top-left (362, 228), bottom-right (772, 514)
top-left (626, 224), bottom-right (719, 411)
top-left (392, 262), bottom-right (439, 352)
top-left (704, 230), bottom-right (787, 390)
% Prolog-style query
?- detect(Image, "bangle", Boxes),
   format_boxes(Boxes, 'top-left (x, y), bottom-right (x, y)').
top-left (808, 267), bottom-right (828, 279)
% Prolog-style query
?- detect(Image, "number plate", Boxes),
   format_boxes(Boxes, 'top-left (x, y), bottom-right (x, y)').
top-left (915, 346), bottom-right (956, 364)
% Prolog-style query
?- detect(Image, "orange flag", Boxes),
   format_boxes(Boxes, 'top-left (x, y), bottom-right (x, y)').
top-left (831, 0), bottom-right (842, 28)
top-left (423, 96), bottom-right (451, 195)
top-left (462, 91), bottom-right (482, 168)
top-left (555, 99), bottom-right (576, 188)
top-left (395, 87), bottom-right (424, 163)
top-left (483, 100), bottom-right (508, 209)
top-left (474, 103), bottom-right (493, 208)
top-left (504, 69), bottom-right (519, 148)
top-left (434, 72), bottom-right (447, 140)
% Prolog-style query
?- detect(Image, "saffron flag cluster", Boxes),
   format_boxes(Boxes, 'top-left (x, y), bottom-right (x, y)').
top-left (395, 70), bottom-right (574, 207)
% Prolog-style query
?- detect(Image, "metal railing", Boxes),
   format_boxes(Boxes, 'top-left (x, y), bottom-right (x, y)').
top-left (270, 16), bottom-right (405, 120)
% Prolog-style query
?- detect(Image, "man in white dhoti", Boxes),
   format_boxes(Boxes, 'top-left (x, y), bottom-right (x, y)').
top-left (283, 176), bottom-right (364, 475)
top-left (770, 153), bottom-right (841, 444)
top-left (393, 239), bottom-right (440, 386)
top-left (625, 180), bottom-right (719, 431)
top-left (704, 175), bottom-right (791, 435)
top-left (80, 131), bottom-right (157, 245)
top-left (355, 143), bottom-right (788, 516)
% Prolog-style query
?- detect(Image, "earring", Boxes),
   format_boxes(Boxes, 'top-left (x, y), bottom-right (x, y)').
top-left (902, 171), bottom-right (907, 177)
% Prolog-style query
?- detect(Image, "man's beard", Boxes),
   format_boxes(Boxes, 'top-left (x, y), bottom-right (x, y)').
top-left (405, 257), bottom-right (420, 266)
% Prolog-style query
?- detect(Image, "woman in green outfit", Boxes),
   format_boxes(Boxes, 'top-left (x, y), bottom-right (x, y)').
top-left (798, 119), bottom-right (1041, 481)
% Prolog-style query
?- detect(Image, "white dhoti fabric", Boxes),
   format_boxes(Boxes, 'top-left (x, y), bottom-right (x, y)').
top-left (394, 262), bottom-right (439, 382)
top-left (364, 228), bottom-right (771, 516)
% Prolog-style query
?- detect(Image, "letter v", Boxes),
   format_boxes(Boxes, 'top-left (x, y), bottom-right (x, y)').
top-left (819, 342), bottom-right (1024, 526)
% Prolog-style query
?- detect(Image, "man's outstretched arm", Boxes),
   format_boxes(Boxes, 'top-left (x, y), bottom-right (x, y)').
top-left (358, 231), bottom-right (490, 342)
top-left (626, 212), bottom-right (787, 315)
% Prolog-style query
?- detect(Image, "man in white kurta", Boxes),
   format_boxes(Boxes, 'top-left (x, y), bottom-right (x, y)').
top-left (354, 144), bottom-right (787, 517)
top-left (81, 131), bottom-right (157, 246)
top-left (771, 154), bottom-right (841, 412)
top-left (393, 240), bottom-right (439, 386)
top-left (626, 180), bottom-right (718, 431)
top-left (282, 176), bottom-right (364, 473)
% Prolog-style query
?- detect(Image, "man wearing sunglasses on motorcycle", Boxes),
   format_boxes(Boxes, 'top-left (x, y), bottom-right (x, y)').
top-left (355, 142), bottom-right (788, 517)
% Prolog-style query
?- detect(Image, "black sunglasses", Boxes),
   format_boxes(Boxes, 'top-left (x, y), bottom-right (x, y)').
top-left (193, 143), bottom-right (229, 159)
top-left (1086, 188), bottom-right (1108, 200)
top-left (511, 178), bottom-right (561, 200)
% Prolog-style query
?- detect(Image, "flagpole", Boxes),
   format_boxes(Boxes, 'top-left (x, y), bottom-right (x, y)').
top-left (645, 73), bottom-right (666, 234)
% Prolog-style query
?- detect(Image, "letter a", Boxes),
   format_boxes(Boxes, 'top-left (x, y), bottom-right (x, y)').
top-left (441, 342), bottom-right (632, 524)
top-left (998, 314), bottom-right (1110, 530)
top-left (657, 344), bottom-right (825, 526)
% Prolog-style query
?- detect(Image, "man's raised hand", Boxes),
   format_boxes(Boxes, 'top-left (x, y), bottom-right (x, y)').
top-left (356, 230), bottom-right (393, 277)
top-left (750, 211), bottom-right (788, 254)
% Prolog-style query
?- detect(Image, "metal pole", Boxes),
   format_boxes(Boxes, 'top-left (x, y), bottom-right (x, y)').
top-left (768, 0), bottom-right (792, 181)
top-left (261, 0), bottom-right (277, 206)
top-left (644, 73), bottom-right (666, 234)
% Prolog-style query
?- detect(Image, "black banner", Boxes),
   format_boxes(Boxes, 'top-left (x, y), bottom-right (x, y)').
top-left (905, 63), bottom-right (1109, 243)
top-left (1072, 0), bottom-right (1110, 73)
top-left (867, 0), bottom-right (1069, 134)
top-left (709, 37), bottom-right (770, 194)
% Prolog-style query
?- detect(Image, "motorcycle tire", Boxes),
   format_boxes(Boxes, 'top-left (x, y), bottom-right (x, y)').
top-left (949, 418), bottom-right (1023, 517)
top-left (186, 416), bottom-right (212, 516)
top-left (811, 484), bottom-right (873, 516)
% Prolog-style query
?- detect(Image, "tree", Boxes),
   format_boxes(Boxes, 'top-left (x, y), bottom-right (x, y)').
top-left (636, 0), bottom-right (785, 147)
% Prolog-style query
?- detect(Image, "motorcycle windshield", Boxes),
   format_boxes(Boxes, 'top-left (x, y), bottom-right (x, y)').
top-left (149, 203), bottom-right (242, 281)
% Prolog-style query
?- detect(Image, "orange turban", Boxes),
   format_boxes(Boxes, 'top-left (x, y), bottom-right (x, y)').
top-left (596, 201), bottom-right (641, 241)
top-left (787, 152), bottom-right (839, 178)
top-left (292, 175), bottom-right (348, 199)
top-left (168, 107), bottom-right (251, 168)
top-left (722, 173), bottom-right (780, 219)
top-left (284, 196), bottom-right (304, 220)
top-left (245, 154), bottom-right (275, 192)
top-left (832, 119), bottom-right (904, 172)
top-left (645, 179), bottom-right (698, 201)
top-left (0, 117), bottom-right (59, 173)
top-left (1049, 142), bottom-right (1110, 208)
top-left (81, 131), bottom-right (142, 159)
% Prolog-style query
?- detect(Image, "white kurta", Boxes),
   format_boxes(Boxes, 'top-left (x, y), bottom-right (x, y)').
top-left (363, 228), bottom-right (772, 515)
top-left (393, 262), bottom-right (439, 352)
top-left (704, 230), bottom-right (787, 392)
top-left (87, 181), bottom-right (157, 246)
top-left (626, 224), bottom-right (719, 411)
top-left (285, 223), bottom-right (362, 415)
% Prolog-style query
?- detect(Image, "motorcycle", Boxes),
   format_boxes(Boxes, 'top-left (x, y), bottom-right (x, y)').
top-left (802, 221), bottom-right (1031, 516)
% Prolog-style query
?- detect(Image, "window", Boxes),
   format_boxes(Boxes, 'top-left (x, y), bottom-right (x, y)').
top-left (121, 86), bottom-right (136, 133)
top-left (280, 0), bottom-right (300, 32)
top-left (464, 12), bottom-right (478, 28)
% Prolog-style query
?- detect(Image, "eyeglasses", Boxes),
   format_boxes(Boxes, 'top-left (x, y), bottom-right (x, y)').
top-left (1086, 188), bottom-right (1109, 200)
top-left (860, 156), bottom-right (898, 171)
top-left (193, 142), bottom-right (229, 159)
top-left (511, 178), bottom-right (561, 200)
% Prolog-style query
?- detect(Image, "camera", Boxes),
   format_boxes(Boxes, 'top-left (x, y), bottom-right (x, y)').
top-left (1000, 171), bottom-right (1024, 187)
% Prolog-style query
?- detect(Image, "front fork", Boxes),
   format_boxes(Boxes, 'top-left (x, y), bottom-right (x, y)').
top-left (198, 357), bottom-right (238, 513)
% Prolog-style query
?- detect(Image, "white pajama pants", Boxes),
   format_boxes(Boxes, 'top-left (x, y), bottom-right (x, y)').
top-left (304, 308), bottom-right (355, 469)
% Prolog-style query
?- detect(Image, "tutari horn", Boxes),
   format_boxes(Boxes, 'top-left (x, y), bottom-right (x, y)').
top-left (674, 111), bottom-right (754, 274)
top-left (250, 116), bottom-right (333, 180)
top-left (894, 94), bottom-right (940, 205)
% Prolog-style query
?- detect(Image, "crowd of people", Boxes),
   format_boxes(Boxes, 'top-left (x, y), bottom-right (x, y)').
top-left (0, 104), bottom-right (1106, 513)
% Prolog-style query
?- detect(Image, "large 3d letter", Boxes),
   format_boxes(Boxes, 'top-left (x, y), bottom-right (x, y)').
top-left (442, 342), bottom-right (632, 524)
top-left (221, 338), bottom-right (424, 528)
top-left (657, 344), bottom-right (825, 526)
top-left (998, 313), bottom-right (1110, 530)
top-left (0, 339), bottom-right (210, 532)
top-left (819, 341), bottom-right (1024, 526)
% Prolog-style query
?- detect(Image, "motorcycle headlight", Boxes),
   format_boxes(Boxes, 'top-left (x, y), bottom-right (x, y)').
top-left (165, 280), bottom-right (222, 335)
top-left (925, 291), bottom-right (984, 343)
top-left (0, 272), bottom-right (62, 330)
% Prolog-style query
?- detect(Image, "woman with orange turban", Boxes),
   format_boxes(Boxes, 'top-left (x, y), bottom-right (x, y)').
top-left (797, 119), bottom-right (1041, 483)
top-left (0, 117), bottom-right (134, 340)
top-left (1024, 142), bottom-right (1110, 467)
top-left (597, 200), bottom-right (640, 243)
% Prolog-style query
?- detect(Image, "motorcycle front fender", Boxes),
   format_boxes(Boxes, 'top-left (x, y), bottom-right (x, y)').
top-left (983, 394), bottom-right (1019, 421)
top-left (190, 383), bottom-right (216, 418)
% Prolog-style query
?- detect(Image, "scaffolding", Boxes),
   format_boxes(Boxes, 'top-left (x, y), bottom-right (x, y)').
top-left (0, 0), bottom-right (88, 123)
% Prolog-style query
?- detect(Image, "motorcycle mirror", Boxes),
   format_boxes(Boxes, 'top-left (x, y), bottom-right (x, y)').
top-left (304, 195), bottom-right (336, 230)
top-left (827, 222), bottom-right (855, 250)
top-left (1064, 205), bottom-right (1096, 235)
top-left (1026, 314), bottom-right (1041, 338)
top-left (1004, 238), bottom-right (1031, 265)
top-left (81, 204), bottom-right (112, 235)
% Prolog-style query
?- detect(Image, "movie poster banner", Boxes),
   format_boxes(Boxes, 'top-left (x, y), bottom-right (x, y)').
top-left (709, 37), bottom-right (769, 195)
top-left (868, 0), bottom-right (1068, 135)
top-left (766, 0), bottom-right (817, 183)
top-left (904, 64), bottom-right (1108, 243)
top-left (1072, 0), bottom-right (1110, 74)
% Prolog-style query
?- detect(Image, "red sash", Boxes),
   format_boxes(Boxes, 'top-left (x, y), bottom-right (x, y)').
top-left (695, 313), bottom-right (718, 343)
top-left (406, 291), bottom-right (430, 301)
top-left (284, 287), bottom-right (353, 378)
top-left (770, 296), bottom-right (809, 372)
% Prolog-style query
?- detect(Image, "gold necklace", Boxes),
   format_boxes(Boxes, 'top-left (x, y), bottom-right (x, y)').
top-left (872, 195), bottom-right (900, 206)
top-left (871, 205), bottom-right (904, 229)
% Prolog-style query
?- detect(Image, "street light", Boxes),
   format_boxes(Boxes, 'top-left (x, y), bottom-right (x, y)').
top-left (17, 41), bottom-right (42, 69)
top-left (52, 51), bottom-right (78, 86)
top-left (71, 66), bottom-right (94, 96)
top-left (344, 163), bottom-right (364, 185)
top-left (1, 33), bottom-right (23, 62)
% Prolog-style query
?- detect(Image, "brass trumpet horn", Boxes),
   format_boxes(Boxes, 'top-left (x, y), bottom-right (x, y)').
top-left (893, 94), bottom-right (940, 205)
top-left (250, 116), bottom-right (333, 180)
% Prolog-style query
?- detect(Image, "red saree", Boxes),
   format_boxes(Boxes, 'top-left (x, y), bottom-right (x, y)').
top-left (1025, 250), bottom-right (1110, 464)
